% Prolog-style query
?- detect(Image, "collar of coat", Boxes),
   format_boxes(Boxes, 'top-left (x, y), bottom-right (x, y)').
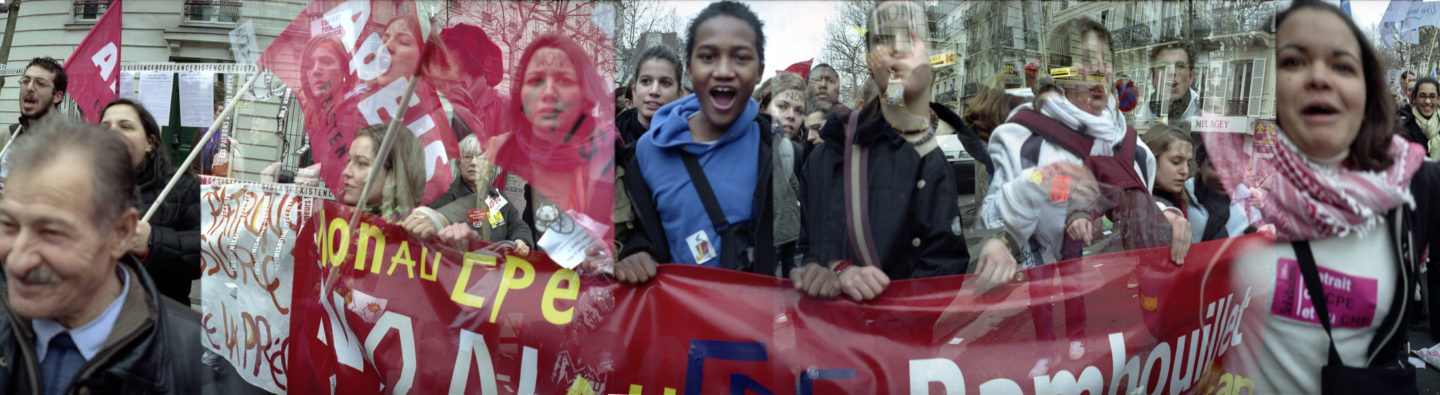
top-left (0, 254), bottom-right (172, 392)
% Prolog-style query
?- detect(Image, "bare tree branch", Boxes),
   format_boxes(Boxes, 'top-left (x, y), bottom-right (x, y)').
top-left (821, 0), bottom-right (877, 107)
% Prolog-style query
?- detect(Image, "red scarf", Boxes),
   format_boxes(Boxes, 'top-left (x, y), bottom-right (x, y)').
top-left (1202, 130), bottom-right (1423, 242)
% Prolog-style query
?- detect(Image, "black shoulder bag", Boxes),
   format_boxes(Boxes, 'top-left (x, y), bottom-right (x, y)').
top-left (1292, 241), bottom-right (1417, 395)
top-left (679, 152), bottom-right (756, 272)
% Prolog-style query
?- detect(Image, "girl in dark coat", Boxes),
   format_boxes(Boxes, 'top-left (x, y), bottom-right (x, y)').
top-left (99, 99), bottom-right (201, 305)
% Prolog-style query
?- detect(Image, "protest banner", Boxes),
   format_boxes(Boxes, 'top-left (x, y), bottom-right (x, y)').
top-left (261, 0), bottom-right (458, 205)
top-left (282, 200), bottom-right (1272, 394)
top-left (201, 179), bottom-right (327, 393)
top-left (429, 1), bottom-right (618, 251)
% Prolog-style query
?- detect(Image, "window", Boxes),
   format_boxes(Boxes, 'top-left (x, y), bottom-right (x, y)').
top-left (72, 0), bottom-right (113, 21)
top-left (1227, 60), bottom-right (1253, 116)
top-left (184, 0), bottom-right (241, 25)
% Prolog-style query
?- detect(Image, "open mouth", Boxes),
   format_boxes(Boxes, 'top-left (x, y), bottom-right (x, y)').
top-left (21, 96), bottom-right (36, 112)
top-left (710, 86), bottom-right (737, 111)
top-left (644, 100), bottom-right (661, 111)
top-left (1300, 103), bottom-right (1339, 116)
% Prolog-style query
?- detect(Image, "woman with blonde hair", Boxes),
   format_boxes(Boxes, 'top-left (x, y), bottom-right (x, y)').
top-left (343, 123), bottom-right (426, 222)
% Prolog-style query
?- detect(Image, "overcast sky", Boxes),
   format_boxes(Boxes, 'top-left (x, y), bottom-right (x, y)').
top-left (662, 1), bottom-right (838, 83)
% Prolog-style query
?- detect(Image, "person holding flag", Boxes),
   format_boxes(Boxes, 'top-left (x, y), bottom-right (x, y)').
top-left (98, 99), bottom-right (201, 306)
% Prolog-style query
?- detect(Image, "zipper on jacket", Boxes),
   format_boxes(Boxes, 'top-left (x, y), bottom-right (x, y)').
top-left (1368, 209), bottom-right (1408, 366)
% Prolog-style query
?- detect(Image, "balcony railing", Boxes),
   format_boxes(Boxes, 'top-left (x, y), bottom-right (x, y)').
top-left (73, 0), bottom-right (113, 21)
top-left (184, 0), bottom-right (242, 24)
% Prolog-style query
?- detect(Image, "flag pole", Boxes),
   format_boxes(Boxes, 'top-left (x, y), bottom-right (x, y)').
top-left (142, 70), bottom-right (262, 222)
top-left (347, 75), bottom-right (423, 228)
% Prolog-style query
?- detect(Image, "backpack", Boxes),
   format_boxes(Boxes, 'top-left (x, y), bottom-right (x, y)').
top-left (1009, 108), bottom-right (1170, 261)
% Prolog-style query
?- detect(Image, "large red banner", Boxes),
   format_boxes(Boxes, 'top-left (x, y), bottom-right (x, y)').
top-left (62, 0), bottom-right (122, 122)
top-left (288, 200), bottom-right (1270, 394)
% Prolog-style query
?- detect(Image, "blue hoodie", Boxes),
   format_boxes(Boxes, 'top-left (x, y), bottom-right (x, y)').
top-left (633, 94), bottom-right (761, 267)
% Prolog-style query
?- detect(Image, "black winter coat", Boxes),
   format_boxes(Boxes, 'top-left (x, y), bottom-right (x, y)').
top-left (136, 166), bottom-right (200, 306)
top-left (620, 113), bottom-right (782, 276)
top-left (1407, 162), bottom-right (1440, 344)
top-left (0, 255), bottom-right (264, 394)
top-left (428, 176), bottom-right (477, 210)
top-left (798, 101), bottom-right (969, 280)
top-left (1398, 110), bottom-right (1435, 158)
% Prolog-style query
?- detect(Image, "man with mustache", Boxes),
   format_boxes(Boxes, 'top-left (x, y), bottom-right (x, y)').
top-left (6, 58), bottom-right (67, 145)
top-left (0, 120), bottom-right (259, 394)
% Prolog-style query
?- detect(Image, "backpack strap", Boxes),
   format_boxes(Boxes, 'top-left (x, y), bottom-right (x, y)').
top-left (679, 152), bottom-right (728, 230)
top-left (843, 110), bottom-right (881, 268)
top-left (1009, 108), bottom-right (1095, 159)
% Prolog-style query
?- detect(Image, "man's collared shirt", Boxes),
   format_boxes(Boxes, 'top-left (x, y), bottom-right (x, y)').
top-left (31, 267), bottom-right (131, 361)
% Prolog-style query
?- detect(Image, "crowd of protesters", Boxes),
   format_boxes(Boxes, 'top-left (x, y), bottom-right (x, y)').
top-left (0, 0), bottom-right (1437, 392)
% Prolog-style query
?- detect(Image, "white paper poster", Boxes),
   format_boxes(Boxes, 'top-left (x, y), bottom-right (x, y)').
top-left (119, 71), bottom-right (135, 100)
top-left (137, 72), bottom-right (174, 128)
top-left (179, 72), bottom-right (215, 128)
top-left (229, 20), bottom-right (259, 65)
top-left (201, 179), bottom-right (327, 394)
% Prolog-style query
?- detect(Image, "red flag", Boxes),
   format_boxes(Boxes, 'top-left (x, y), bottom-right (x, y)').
top-left (260, 0), bottom-right (457, 207)
top-left (779, 58), bottom-right (813, 80)
top-left (62, 0), bottom-right (122, 123)
top-left (428, 3), bottom-right (617, 252)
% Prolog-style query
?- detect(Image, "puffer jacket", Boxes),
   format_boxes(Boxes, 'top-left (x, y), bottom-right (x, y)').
top-left (136, 166), bottom-right (201, 306)
top-left (0, 255), bottom-right (263, 394)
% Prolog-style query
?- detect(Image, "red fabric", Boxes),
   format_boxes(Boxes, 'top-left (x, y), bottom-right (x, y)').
top-left (62, 0), bottom-right (122, 123)
top-left (260, 0), bottom-right (457, 207)
top-left (429, 2), bottom-right (617, 250)
top-left (780, 59), bottom-right (813, 80)
top-left (289, 200), bottom-right (1272, 393)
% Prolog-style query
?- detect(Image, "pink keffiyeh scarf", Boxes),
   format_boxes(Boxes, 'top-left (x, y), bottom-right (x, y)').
top-left (1202, 129), bottom-right (1424, 242)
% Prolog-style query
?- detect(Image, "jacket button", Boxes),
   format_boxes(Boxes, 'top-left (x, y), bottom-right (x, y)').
top-left (917, 180), bottom-right (926, 189)
top-left (912, 237), bottom-right (921, 247)
top-left (78, 387), bottom-right (90, 395)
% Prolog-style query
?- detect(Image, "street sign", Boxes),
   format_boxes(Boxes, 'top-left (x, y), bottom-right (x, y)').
top-left (930, 51), bottom-right (956, 68)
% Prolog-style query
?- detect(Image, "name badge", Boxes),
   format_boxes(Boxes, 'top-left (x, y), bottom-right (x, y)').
top-left (685, 230), bottom-right (717, 264)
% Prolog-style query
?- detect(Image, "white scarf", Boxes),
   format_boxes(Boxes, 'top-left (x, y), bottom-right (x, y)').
top-left (1037, 94), bottom-right (1127, 156)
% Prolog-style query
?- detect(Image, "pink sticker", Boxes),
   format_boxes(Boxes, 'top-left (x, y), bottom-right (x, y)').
top-left (1270, 258), bottom-right (1379, 328)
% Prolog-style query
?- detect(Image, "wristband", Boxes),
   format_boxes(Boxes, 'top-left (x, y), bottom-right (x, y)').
top-left (832, 260), bottom-right (853, 275)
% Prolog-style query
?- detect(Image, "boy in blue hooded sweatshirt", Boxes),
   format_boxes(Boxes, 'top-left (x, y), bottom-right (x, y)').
top-left (614, 1), bottom-right (783, 283)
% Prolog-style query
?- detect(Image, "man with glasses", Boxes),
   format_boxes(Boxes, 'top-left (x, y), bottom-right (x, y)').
top-left (7, 58), bottom-right (68, 143)
top-left (1146, 44), bottom-right (1201, 126)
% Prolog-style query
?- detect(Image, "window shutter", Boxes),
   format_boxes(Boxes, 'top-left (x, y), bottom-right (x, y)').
top-left (1248, 58), bottom-right (1266, 116)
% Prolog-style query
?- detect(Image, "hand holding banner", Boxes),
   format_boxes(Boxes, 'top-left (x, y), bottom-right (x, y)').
top-left (285, 199), bottom-right (1272, 393)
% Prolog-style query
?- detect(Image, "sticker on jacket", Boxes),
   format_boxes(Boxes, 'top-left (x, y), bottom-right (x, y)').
top-left (1270, 258), bottom-right (1379, 329)
top-left (686, 230), bottom-right (717, 264)
top-left (486, 195), bottom-right (508, 227)
top-left (468, 208), bottom-right (488, 230)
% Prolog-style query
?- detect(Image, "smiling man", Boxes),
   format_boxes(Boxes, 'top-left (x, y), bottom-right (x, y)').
top-left (0, 120), bottom-right (259, 394)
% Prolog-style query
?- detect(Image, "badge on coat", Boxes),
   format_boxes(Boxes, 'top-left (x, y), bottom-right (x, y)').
top-left (468, 208), bottom-right (488, 229)
top-left (486, 195), bottom-right (508, 228)
top-left (686, 230), bottom-right (717, 264)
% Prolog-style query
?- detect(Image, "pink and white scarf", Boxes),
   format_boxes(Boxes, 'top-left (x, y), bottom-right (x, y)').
top-left (1202, 130), bottom-right (1424, 242)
